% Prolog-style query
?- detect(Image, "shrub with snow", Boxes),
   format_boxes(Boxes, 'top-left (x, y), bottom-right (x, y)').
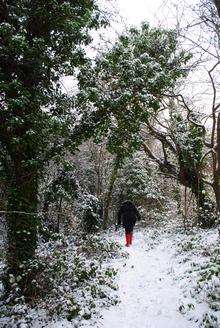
top-left (0, 232), bottom-right (123, 327)
top-left (76, 193), bottom-right (103, 233)
top-left (176, 228), bottom-right (220, 327)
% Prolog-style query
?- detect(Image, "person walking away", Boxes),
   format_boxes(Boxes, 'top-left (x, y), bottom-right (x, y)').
top-left (117, 201), bottom-right (141, 247)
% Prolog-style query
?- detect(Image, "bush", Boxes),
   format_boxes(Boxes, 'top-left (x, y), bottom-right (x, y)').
top-left (76, 193), bottom-right (103, 233)
top-left (0, 232), bottom-right (121, 327)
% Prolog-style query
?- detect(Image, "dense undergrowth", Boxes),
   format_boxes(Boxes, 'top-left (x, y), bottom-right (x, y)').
top-left (174, 228), bottom-right (220, 328)
top-left (0, 217), bottom-right (219, 328)
top-left (0, 231), bottom-right (125, 327)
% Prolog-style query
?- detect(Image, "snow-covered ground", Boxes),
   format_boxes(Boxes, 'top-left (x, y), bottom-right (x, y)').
top-left (82, 230), bottom-right (197, 328)
top-left (1, 225), bottom-right (219, 327)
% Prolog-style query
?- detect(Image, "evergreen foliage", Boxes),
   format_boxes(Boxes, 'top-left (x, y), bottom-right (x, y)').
top-left (0, 0), bottom-right (218, 313)
top-left (0, 0), bottom-right (106, 295)
top-left (77, 23), bottom-right (190, 158)
top-left (76, 193), bottom-right (102, 233)
top-left (171, 111), bottom-right (217, 227)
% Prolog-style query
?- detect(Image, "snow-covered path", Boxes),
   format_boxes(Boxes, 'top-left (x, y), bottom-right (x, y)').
top-left (84, 230), bottom-right (196, 328)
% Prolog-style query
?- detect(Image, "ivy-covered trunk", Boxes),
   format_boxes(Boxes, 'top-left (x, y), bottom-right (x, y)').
top-left (193, 180), bottom-right (215, 228)
top-left (0, 0), bottom-right (106, 299)
top-left (179, 164), bottom-right (215, 228)
top-left (5, 152), bottom-right (39, 296)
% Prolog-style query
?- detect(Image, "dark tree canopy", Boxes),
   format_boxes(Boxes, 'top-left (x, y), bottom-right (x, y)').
top-left (0, 0), bottom-right (106, 170)
top-left (77, 23), bottom-right (191, 159)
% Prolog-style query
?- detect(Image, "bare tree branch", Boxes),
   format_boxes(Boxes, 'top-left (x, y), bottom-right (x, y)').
top-left (208, 61), bottom-right (220, 147)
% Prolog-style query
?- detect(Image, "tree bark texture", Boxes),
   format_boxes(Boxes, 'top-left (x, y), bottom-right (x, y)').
top-left (213, 0), bottom-right (220, 18)
top-left (213, 113), bottom-right (220, 210)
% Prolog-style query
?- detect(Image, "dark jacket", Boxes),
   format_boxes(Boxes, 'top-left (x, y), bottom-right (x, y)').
top-left (117, 201), bottom-right (140, 232)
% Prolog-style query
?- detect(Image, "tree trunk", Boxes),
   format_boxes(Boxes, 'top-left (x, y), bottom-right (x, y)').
top-left (103, 157), bottom-right (120, 229)
top-left (213, 181), bottom-right (220, 211)
top-left (56, 197), bottom-right (63, 233)
top-left (214, 0), bottom-right (220, 18)
top-left (179, 163), bottom-right (215, 228)
top-left (96, 160), bottom-right (102, 199)
top-left (183, 186), bottom-right (187, 230)
top-left (213, 112), bottom-right (220, 211)
top-left (94, 144), bottom-right (104, 199)
top-left (5, 154), bottom-right (39, 297)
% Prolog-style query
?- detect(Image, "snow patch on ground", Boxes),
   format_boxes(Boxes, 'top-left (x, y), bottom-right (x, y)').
top-left (1, 226), bottom-right (219, 327)
top-left (82, 230), bottom-right (196, 328)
